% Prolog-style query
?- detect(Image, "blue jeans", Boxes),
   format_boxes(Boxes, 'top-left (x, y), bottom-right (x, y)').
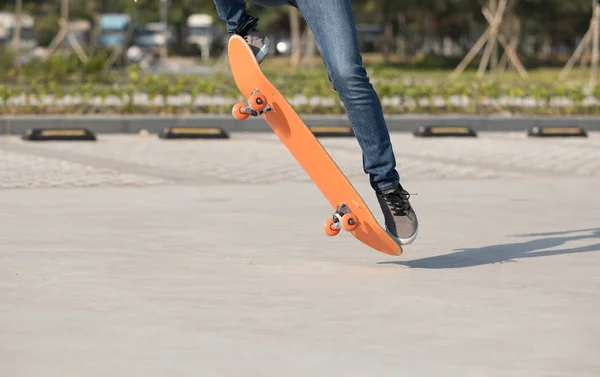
top-left (213, 0), bottom-right (401, 192)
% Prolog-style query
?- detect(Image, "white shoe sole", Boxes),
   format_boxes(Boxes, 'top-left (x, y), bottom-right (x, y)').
top-left (385, 203), bottom-right (419, 245)
top-left (388, 223), bottom-right (419, 246)
top-left (255, 37), bottom-right (270, 63)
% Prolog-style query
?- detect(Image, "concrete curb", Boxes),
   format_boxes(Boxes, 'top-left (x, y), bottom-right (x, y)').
top-left (1, 114), bottom-right (599, 135)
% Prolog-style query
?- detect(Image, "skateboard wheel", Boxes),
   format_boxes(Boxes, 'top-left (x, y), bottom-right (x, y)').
top-left (324, 218), bottom-right (341, 236)
top-left (248, 93), bottom-right (267, 112)
top-left (341, 214), bottom-right (359, 232)
top-left (232, 102), bottom-right (249, 120)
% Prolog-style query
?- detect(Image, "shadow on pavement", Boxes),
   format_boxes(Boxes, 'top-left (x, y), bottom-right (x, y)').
top-left (380, 228), bottom-right (600, 269)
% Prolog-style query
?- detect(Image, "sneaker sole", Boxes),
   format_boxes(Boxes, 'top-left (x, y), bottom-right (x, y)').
top-left (385, 203), bottom-right (419, 245)
top-left (255, 37), bottom-right (270, 64)
top-left (387, 223), bottom-right (419, 245)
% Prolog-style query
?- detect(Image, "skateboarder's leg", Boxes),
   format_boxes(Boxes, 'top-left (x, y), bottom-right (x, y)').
top-left (292, 0), bottom-right (397, 191)
top-left (213, 0), bottom-right (249, 34)
top-left (292, 0), bottom-right (418, 244)
top-left (213, 0), bottom-right (291, 34)
top-left (212, 0), bottom-right (278, 63)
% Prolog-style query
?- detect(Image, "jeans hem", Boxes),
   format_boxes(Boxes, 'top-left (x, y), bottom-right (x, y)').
top-left (373, 181), bottom-right (400, 193)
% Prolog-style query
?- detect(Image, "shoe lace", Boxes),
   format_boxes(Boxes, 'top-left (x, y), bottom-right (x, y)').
top-left (383, 189), bottom-right (412, 216)
top-left (234, 16), bottom-right (259, 37)
top-left (244, 27), bottom-right (261, 42)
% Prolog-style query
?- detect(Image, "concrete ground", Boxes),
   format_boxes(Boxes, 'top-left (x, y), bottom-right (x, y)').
top-left (1, 132), bottom-right (599, 377)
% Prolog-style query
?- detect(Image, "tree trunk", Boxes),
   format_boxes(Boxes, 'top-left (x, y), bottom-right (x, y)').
top-left (591, 2), bottom-right (599, 88)
top-left (383, 18), bottom-right (393, 64)
top-left (289, 7), bottom-right (302, 68)
top-left (418, 15), bottom-right (433, 57)
top-left (489, 0), bottom-right (499, 71)
top-left (12, 0), bottom-right (22, 68)
top-left (60, 0), bottom-right (69, 51)
top-left (301, 27), bottom-right (316, 68)
top-left (88, 0), bottom-right (101, 53)
top-left (396, 12), bottom-right (406, 58)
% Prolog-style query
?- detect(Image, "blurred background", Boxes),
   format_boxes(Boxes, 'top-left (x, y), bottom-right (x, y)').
top-left (2, 0), bottom-right (600, 116)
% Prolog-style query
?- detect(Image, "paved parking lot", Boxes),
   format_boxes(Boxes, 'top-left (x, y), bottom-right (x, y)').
top-left (1, 132), bottom-right (599, 377)
top-left (1, 132), bottom-right (599, 189)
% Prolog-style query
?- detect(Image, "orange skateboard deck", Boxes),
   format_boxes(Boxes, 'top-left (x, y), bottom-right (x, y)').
top-left (228, 35), bottom-right (403, 256)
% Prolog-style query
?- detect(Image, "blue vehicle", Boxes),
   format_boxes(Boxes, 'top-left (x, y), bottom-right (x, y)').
top-left (98, 13), bottom-right (133, 48)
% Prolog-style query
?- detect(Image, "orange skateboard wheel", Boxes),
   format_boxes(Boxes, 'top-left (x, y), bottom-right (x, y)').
top-left (341, 214), bottom-right (359, 232)
top-left (232, 102), bottom-right (249, 120)
top-left (248, 93), bottom-right (267, 112)
top-left (324, 218), bottom-right (341, 236)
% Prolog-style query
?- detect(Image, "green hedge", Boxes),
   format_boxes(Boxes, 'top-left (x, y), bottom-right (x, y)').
top-left (1, 52), bottom-right (600, 115)
top-left (1, 79), bottom-right (597, 115)
top-left (2, 76), bottom-right (598, 115)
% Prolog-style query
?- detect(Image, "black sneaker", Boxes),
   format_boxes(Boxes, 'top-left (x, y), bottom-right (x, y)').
top-left (233, 15), bottom-right (270, 64)
top-left (244, 28), bottom-right (269, 64)
top-left (375, 184), bottom-right (419, 245)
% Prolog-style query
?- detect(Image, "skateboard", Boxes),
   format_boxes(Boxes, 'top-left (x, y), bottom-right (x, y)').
top-left (228, 35), bottom-right (403, 256)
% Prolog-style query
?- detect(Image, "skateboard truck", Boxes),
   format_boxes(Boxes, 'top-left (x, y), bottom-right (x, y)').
top-left (324, 203), bottom-right (359, 236)
top-left (232, 89), bottom-right (272, 119)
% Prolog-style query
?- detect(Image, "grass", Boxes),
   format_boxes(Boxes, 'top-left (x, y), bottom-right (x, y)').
top-left (236, 54), bottom-right (594, 84)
